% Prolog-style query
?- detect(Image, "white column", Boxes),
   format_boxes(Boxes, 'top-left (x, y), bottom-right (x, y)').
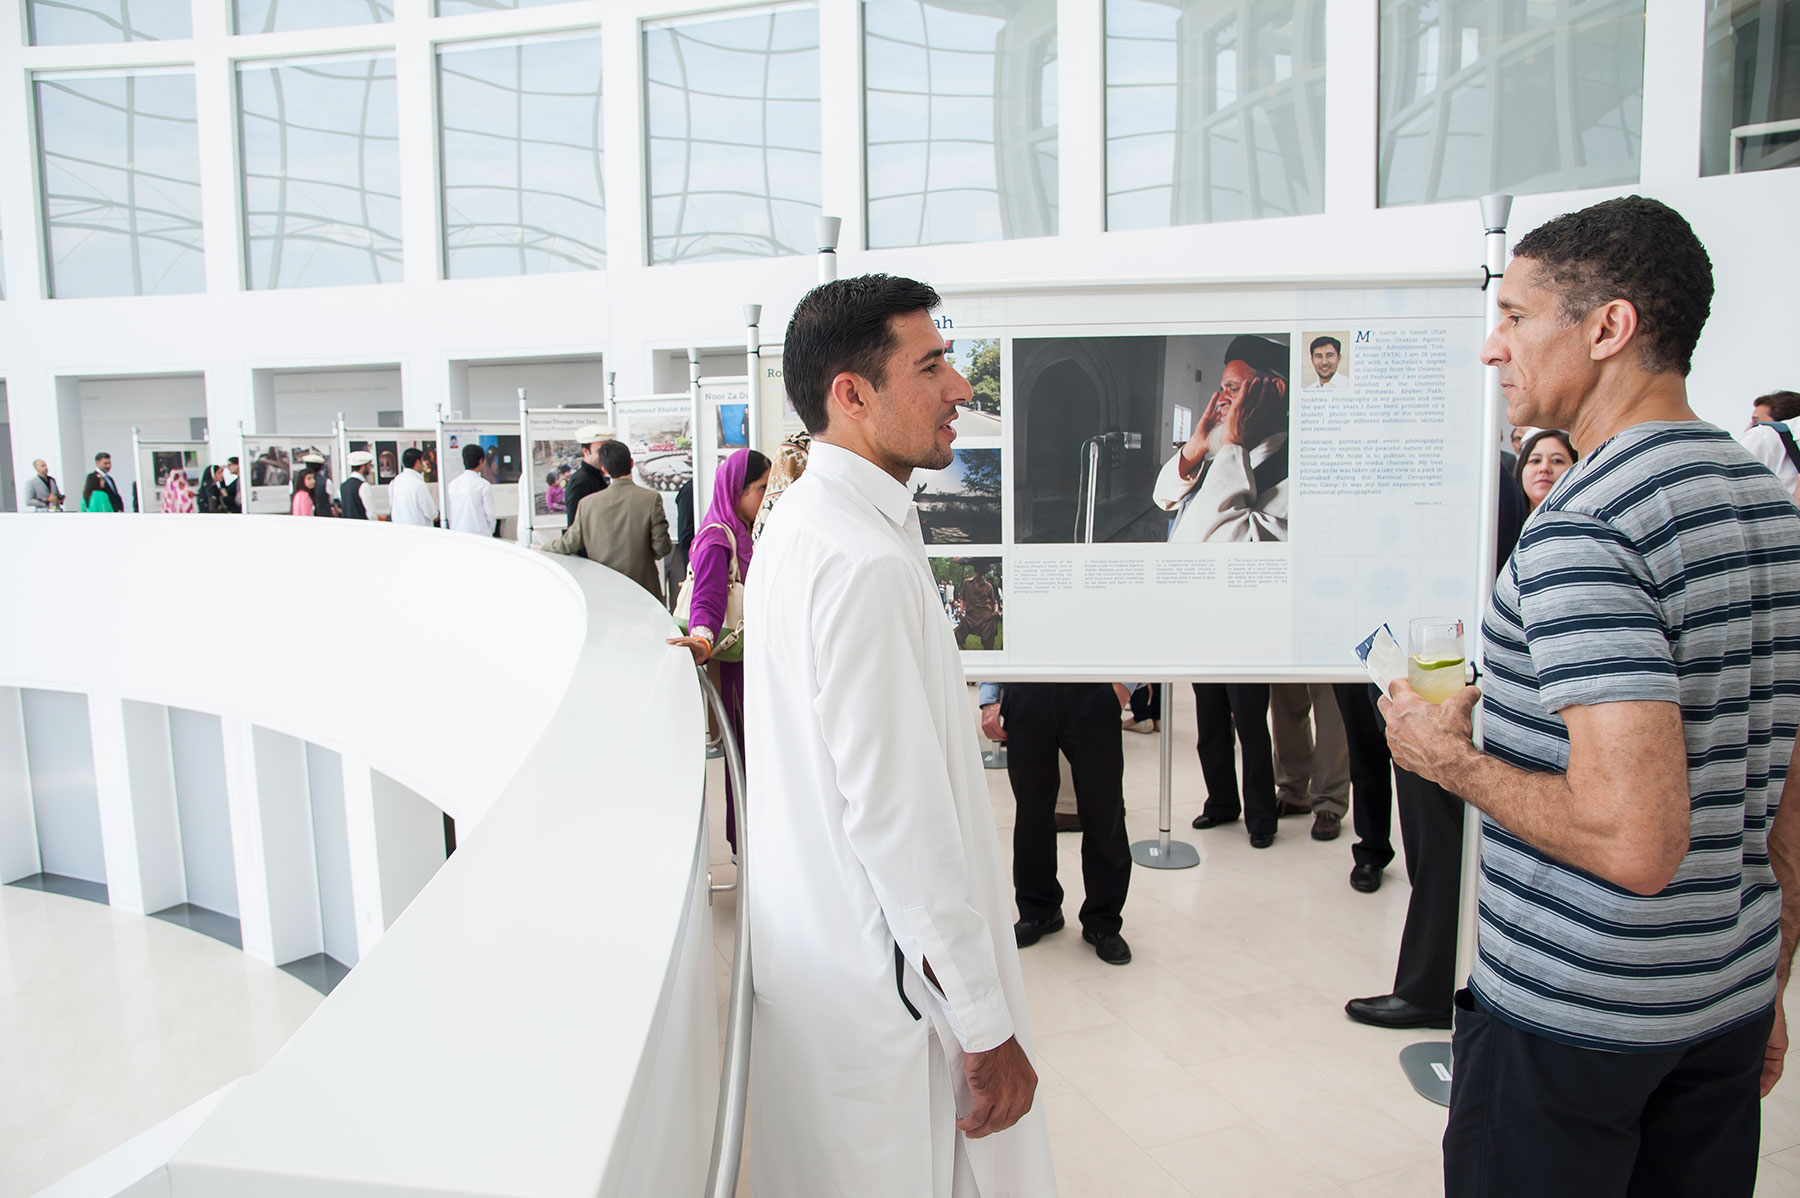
top-left (1325, 0), bottom-right (1380, 213)
top-left (6, 375), bottom-right (68, 512)
top-left (1055, 0), bottom-right (1105, 237)
top-left (369, 770), bottom-right (447, 930)
top-left (817, 1), bottom-right (866, 257)
top-left (248, 726), bottom-right (325, 965)
top-left (0, 686), bottom-right (41, 884)
top-left (219, 713), bottom-right (276, 962)
top-left (338, 748), bottom-right (387, 961)
top-left (86, 691), bottom-right (157, 914)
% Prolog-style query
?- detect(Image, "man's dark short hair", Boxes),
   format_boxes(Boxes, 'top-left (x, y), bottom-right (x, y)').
top-left (597, 440), bottom-right (633, 477)
top-left (462, 443), bottom-right (486, 470)
top-left (1757, 391), bottom-right (1800, 423)
top-left (1309, 336), bottom-right (1341, 355)
top-left (1511, 196), bottom-right (1712, 377)
top-left (783, 274), bottom-right (943, 435)
top-left (228, 456), bottom-right (239, 466)
top-left (95, 451), bottom-right (110, 463)
top-left (402, 447), bottom-right (424, 469)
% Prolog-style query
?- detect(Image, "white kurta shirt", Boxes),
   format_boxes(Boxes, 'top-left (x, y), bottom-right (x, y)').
top-left (744, 440), bottom-right (1056, 1198)
top-left (388, 468), bottom-right (439, 527)
top-left (1152, 431), bottom-right (1289, 542)
top-left (445, 469), bottom-right (495, 536)
top-left (1740, 422), bottom-right (1800, 492)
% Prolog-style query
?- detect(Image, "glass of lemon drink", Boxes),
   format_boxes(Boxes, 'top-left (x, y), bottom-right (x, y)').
top-left (1408, 617), bottom-right (1466, 703)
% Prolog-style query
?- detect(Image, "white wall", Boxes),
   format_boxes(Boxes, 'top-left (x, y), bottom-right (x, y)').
top-left (169, 707), bottom-right (237, 919)
top-left (369, 770), bottom-right (446, 933)
top-left (77, 376), bottom-right (208, 512)
top-left (271, 369), bottom-right (404, 433)
top-left (465, 360), bottom-right (607, 419)
top-left (0, 686), bottom-right (39, 883)
top-left (20, 688), bottom-right (105, 886)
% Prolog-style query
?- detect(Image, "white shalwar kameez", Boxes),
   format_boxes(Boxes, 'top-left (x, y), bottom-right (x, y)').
top-left (1152, 431), bottom-right (1289, 542)
top-left (744, 440), bottom-right (1057, 1198)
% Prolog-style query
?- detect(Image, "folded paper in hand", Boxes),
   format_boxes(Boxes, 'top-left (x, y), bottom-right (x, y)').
top-left (1354, 624), bottom-right (1408, 693)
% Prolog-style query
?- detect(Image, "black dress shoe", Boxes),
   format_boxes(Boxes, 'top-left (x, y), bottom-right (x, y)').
top-left (1014, 913), bottom-right (1065, 948)
top-left (1350, 863), bottom-right (1383, 892)
top-left (1083, 928), bottom-right (1132, 965)
top-left (1192, 811), bottom-right (1239, 830)
top-left (1054, 812), bottom-right (1083, 833)
top-left (1345, 994), bottom-right (1452, 1030)
top-left (1249, 830), bottom-right (1275, 849)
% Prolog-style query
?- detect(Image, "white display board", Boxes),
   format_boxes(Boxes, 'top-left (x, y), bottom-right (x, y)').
top-left (339, 428), bottom-right (439, 519)
top-left (754, 349), bottom-right (798, 457)
top-left (132, 438), bottom-right (206, 513)
top-left (241, 434), bottom-right (336, 515)
top-left (439, 420), bottom-right (522, 537)
top-left (695, 377), bottom-right (750, 515)
top-left (901, 279), bottom-right (1490, 680)
top-left (613, 395), bottom-right (693, 531)
top-left (520, 407), bottom-right (596, 546)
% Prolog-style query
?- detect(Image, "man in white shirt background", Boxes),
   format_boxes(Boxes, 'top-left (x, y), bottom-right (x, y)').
top-left (388, 447), bottom-right (439, 527)
top-left (746, 274), bottom-right (1054, 1197)
top-left (1738, 389), bottom-right (1800, 495)
top-left (446, 443), bottom-right (496, 536)
top-left (1308, 335), bottom-right (1343, 388)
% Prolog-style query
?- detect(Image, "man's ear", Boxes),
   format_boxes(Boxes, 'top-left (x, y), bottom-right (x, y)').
top-left (1588, 298), bottom-right (1640, 363)
top-left (828, 371), bottom-right (870, 426)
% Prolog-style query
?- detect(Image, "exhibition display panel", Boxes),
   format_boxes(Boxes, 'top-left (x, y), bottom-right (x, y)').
top-left (890, 277), bottom-right (1492, 680)
top-left (131, 435), bottom-right (208, 513)
top-left (439, 418), bottom-right (523, 538)
top-left (338, 426), bottom-right (440, 518)
top-left (240, 433), bottom-right (336, 515)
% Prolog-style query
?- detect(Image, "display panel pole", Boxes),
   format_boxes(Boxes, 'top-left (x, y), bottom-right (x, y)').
top-left (131, 428), bottom-right (143, 512)
top-left (744, 305), bottom-right (762, 453)
top-left (815, 215), bottom-right (840, 285)
top-left (605, 372), bottom-right (616, 426)
top-left (1131, 683), bottom-right (1198, 869)
top-left (1401, 194), bottom-right (1512, 1109)
top-left (517, 389), bottom-right (531, 544)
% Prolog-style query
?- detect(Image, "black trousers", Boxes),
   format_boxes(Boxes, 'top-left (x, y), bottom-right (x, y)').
top-left (1004, 683), bottom-right (1132, 937)
top-left (1129, 683), bottom-right (1161, 723)
top-left (1393, 765), bottom-right (1464, 1010)
top-left (1191, 683), bottom-right (1276, 836)
top-left (1445, 990), bottom-right (1772, 1198)
top-left (1334, 682), bottom-right (1395, 869)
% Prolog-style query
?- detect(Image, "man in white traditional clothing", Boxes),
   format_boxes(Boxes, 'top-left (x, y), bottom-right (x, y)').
top-left (1151, 333), bottom-right (1291, 542)
top-left (745, 275), bottom-right (1057, 1197)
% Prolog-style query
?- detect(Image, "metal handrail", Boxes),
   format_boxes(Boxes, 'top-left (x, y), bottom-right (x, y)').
top-left (700, 668), bottom-right (752, 1198)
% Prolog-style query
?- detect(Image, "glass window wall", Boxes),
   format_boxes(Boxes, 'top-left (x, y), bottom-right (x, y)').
top-left (29, 0), bottom-right (191, 44)
top-left (235, 0), bottom-right (394, 34)
top-left (1702, 0), bottom-right (1800, 175)
top-left (439, 34), bottom-right (606, 279)
top-left (643, 7), bottom-right (821, 264)
top-left (1105, 0), bottom-right (1326, 230)
top-left (239, 56), bottom-right (402, 289)
top-left (1378, 0), bottom-right (1645, 207)
top-left (36, 70), bottom-right (205, 298)
top-left (865, 0), bottom-right (1059, 248)
top-left (437, 0), bottom-right (568, 14)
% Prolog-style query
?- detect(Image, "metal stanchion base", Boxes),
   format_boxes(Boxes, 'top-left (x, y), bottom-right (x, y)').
top-left (1130, 838), bottom-right (1200, 869)
top-left (983, 745), bottom-right (1008, 770)
top-left (1399, 1041), bottom-right (1453, 1107)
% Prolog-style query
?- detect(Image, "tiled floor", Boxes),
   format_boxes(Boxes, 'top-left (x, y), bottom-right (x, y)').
top-left (0, 888), bottom-right (321, 1197)
top-left (7, 682), bottom-right (1800, 1197)
top-left (708, 685), bottom-right (1800, 1198)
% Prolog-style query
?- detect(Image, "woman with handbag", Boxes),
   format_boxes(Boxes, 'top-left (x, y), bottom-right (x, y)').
top-left (669, 448), bottom-right (770, 854)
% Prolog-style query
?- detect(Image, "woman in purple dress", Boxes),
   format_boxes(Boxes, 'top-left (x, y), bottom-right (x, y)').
top-left (669, 448), bottom-right (770, 853)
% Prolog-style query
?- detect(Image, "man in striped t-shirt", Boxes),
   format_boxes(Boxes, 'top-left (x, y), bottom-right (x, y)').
top-left (1383, 196), bottom-right (1800, 1197)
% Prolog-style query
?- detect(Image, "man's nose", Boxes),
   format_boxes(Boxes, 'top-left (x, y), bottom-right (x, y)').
top-left (1480, 326), bottom-right (1507, 366)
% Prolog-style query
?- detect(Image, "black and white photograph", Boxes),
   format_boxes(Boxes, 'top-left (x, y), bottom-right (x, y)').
top-left (912, 448), bottom-right (1002, 545)
top-left (1012, 332), bottom-right (1291, 545)
top-left (930, 557), bottom-right (1004, 653)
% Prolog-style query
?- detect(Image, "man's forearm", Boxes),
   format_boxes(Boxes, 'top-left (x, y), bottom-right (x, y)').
top-left (1768, 781), bottom-right (1800, 991)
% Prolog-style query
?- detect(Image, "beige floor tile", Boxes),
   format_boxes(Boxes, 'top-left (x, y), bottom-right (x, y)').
top-left (1042, 1091), bottom-right (1192, 1198)
top-left (1761, 1159), bottom-right (1800, 1197)
top-left (1036, 1020), bottom-right (1248, 1150)
top-left (1150, 1123), bottom-right (1350, 1198)
top-left (1345, 1159), bottom-right (1444, 1198)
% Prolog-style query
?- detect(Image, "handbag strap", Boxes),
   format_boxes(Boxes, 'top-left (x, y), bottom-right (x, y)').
top-left (701, 522), bottom-right (743, 585)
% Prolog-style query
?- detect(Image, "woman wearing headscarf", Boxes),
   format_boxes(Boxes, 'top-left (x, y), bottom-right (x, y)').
top-left (162, 467), bottom-right (197, 514)
top-left (669, 447), bottom-right (771, 854)
top-left (291, 470), bottom-right (319, 517)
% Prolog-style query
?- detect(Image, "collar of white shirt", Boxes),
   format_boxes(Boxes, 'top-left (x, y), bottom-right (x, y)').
top-left (806, 440), bottom-right (914, 528)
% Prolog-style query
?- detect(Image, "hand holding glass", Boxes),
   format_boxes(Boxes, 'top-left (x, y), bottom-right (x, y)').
top-left (1408, 617), bottom-right (1466, 703)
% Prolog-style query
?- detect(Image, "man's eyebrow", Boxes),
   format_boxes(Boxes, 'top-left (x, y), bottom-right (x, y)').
top-left (1496, 296), bottom-right (1525, 312)
top-left (915, 346), bottom-right (947, 367)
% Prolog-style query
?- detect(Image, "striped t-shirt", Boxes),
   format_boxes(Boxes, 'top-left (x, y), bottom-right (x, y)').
top-left (1476, 420), bottom-right (1800, 1051)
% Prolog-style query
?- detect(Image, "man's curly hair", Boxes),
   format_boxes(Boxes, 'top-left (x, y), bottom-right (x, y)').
top-left (1511, 196), bottom-right (1712, 378)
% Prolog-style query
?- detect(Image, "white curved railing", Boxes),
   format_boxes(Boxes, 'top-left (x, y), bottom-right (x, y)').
top-left (1, 514), bottom-right (719, 1196)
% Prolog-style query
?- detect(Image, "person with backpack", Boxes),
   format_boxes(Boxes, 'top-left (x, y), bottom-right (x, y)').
top-left (1741, 389), bottom-right (1800, 494)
